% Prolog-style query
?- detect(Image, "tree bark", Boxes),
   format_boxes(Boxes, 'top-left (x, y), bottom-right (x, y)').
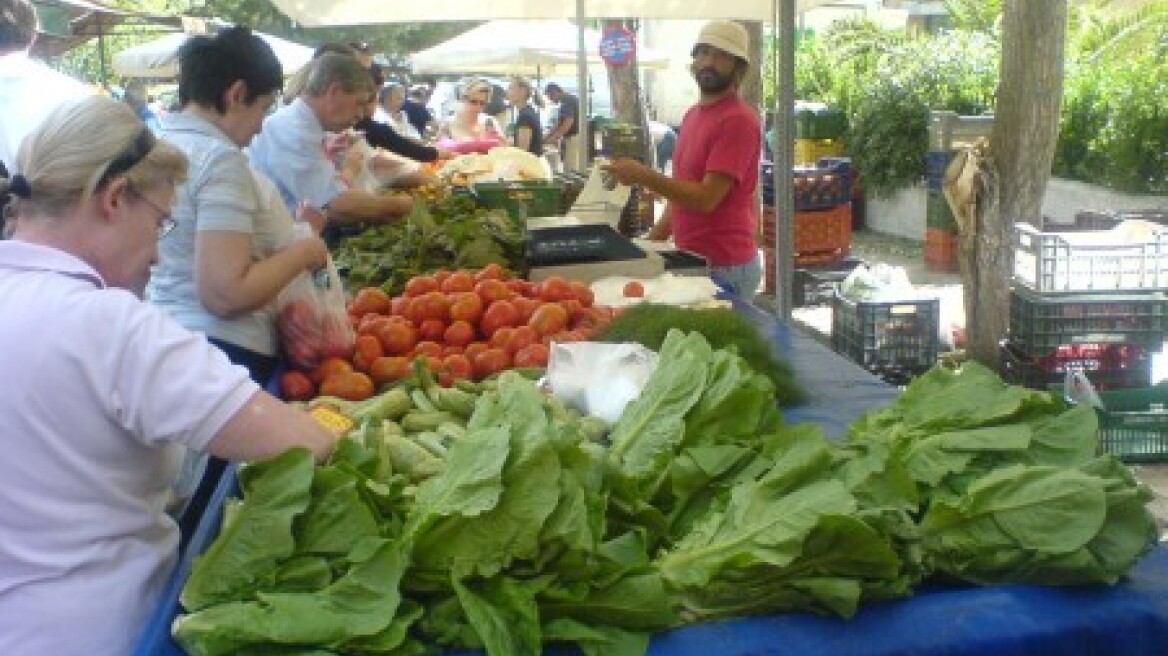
top-left (604, 20), bottom-right (653, 164)
top-left (965, 0), bottom-right (1067, 367)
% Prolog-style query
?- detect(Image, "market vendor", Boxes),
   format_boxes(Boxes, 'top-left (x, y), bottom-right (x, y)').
top-left (249, 52), bottom-right (413, 227)
top-left (438, 78), bottom-right (505, 145)
top-left (602, 20), bottom-right (762, 298)
top-left (0, 95), bottom-right (337, 656)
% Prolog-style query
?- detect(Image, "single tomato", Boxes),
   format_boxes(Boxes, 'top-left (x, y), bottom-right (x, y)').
top-left (404, 275), bottom-right (439, 298)
top-left (480, 299), bottom-right (520, 338)
top-left (414, 340), bottom-right (445, 360)
top-left (442, 353), bottom-right (473, 381)
top-left (369, 356), bottom-right (411, 385)
top-left (279, 370), bottom-right (315, 401)
top-left (528, 303), bottom-right (569, 337)
top-left (513, 343), bottom-right (550, 368)
top-left (463, 341), bottom-right (490, 363)
top-left (440, 271), bottom-right (476, 294)
top-left (310, 356), bottom-right (353, 386)
top-left (376, 322), bottom-right (418, 356)
top-left (444, 320), bottom-right (476, 348)
top-left (474, 262), bottom-right (508, 282)
top-left (449, 292), bottom-right (485, 324)
top-left (568, 281), bottom-right (595, 307)
top-left (472, 348), bottom-right (510, 380)
top-left (416, 291), bottom-right (452, 322)
top-left (349, 287), bottom-right (392, 316)
top-left (513, 296), bottom-right (541, 323)
top-left (623, 281), bottom-right (646, 298)
top-left (417, 318), bottom-right (448, 343)
top-left (488, 326), bottom-right (515, 351)
top-left (352, 334), bottom-right (385, 371)
top-left (320, 371), bottom-right (375, 401)
top-left (538, 276), bottom-right (572, 302)
top-left (507, 325), bottom-right (540, 355)
top-left (475, 279), bottom-right (512, 305)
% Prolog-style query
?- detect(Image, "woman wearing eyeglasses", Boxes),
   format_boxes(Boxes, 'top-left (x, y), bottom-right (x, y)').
top-left (0, 95), bottom-right (337, 656)
top-left (438, 79), bottom-right (505, 146)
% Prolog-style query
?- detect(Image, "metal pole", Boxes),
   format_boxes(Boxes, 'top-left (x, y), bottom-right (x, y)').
top-left (772, 0), bottom-right (796, 318)
top-left (575, 0), bottom-right (589, 172)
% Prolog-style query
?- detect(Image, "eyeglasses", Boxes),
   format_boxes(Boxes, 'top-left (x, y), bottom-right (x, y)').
top-left (128, 185), bottom-right (177, 239)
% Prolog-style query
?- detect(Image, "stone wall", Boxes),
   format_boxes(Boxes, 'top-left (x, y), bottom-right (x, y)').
top-left (865, 179), bottom-right (1168, 240)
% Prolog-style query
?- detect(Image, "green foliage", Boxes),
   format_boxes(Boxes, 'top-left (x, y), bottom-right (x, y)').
top-left (845, 30), bottom-right (998, 197)
top-left (941, 0), bottom-right (1003, 33)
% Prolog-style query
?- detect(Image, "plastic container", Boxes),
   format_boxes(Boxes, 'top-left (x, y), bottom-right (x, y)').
top-left (1060, 210), bottom-right (1168, 232)
top-left (761, 160), bottom-right (854, 211)
top-left (131, 464), bottom-right (239, 656)
top-left (1094, 385), bottom-right (1168, 463)
top-left (1009, 286), bottom-right (1168, 357)
top-left (468, 180), bottom-right (564, 221)
top-left (794, 257), bottom-right (865, 307)
top-left (1013, 222), bottom-right (1168, 294)
top-left (1000, 340), bottom-right (1151, 392)
top-left (831, 293), bottom-right (940, 374)
top-left (761, 204), bottom-right (853, 267)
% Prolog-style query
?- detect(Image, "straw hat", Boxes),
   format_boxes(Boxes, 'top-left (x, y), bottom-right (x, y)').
top-left (693, 20), bottom-right (750, 63)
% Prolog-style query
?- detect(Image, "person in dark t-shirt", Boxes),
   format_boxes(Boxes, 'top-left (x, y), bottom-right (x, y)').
top-left (506, 77), bottom-right (543, 156)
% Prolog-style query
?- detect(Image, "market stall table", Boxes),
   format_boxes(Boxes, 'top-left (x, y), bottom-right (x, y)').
top-left (133, 306), bottom-right (1168, 656)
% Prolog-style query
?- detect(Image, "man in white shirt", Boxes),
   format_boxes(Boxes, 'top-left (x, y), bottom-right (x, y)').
top-left (0, 0), bottom-right (91, 175)
top-left (248, 53), bottom-right (412, 232)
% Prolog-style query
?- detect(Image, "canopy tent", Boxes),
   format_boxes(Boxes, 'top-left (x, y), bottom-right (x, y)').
top-left (113, 29), bottom-right (314, 79)
top-left (270, 0), bottom-right (838, 26)
top-left (409, 19), bottom-right (669, 76)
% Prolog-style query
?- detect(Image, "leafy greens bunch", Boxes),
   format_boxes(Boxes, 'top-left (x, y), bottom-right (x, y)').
top-left (173, 332), bottom-right (1157, 656)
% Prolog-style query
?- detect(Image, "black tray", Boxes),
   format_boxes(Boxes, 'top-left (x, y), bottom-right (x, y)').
top-left (527, 224), bottom-right (648, 266)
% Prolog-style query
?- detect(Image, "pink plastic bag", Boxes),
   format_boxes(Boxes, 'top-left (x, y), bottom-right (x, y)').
top-left (437, 137), bottom-right (505, 155)
top-left (276, 227), bottom-right (354, 369)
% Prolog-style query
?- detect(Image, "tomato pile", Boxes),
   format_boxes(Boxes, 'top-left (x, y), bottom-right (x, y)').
top-left (280, 264), bottom-right (617, 402)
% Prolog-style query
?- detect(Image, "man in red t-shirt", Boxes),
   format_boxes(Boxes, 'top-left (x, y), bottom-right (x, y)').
top-left (603, 20), bottom-right (762, 297)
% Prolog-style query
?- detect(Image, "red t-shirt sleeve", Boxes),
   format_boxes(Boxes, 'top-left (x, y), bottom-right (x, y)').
top-left (704, 111), bottom-right (761, 185)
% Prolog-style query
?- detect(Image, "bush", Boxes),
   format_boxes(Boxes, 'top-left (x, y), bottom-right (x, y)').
top-left (1055, 50), bottom-right (1168, 194)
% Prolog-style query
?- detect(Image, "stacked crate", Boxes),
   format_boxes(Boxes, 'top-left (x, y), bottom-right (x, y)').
top-left (830, 293), bottom-right (941, 385)
top-left (760, 158), bottom-right (855, 294)
top-left (1002, 212), bottom-right (1168, 391)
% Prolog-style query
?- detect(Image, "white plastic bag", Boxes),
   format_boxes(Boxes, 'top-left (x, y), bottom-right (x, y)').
top-left (545, 341), bottom-right (659, 423)
top-left (276, 224), bottom-right (354, 369)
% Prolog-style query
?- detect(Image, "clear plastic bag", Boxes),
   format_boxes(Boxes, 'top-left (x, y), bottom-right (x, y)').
top-left (276, 224), bottom-right (354, 369)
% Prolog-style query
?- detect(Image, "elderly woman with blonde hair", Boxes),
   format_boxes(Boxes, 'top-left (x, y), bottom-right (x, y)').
top-left (439, 78), bottom-right (505, 144)
top-left (0, 95), bottom-right (336, 656)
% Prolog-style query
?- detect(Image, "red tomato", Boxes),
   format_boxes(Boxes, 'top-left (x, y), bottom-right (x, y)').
top-left (449, 292), bottom-right (485, 324)
top-left (463, 341), bottom-right (490, 363)
top-left (440, 271), bottom-right (476, 294)
top-left (513, 343), bottom-right (550, 368)
top-left (349, 287), bottom-right (392, 316)
top-left (356, 313), bottom-right (391, 337)
top-left (416, 291), bottom-right (452, 322)
top-left (319, 371), bottom-right (375, 401)
top-left (480, 300), bottom-right (520, 338)
top-left (513, 297), bottom-right (541, 323)
top-left (404, 275), bottom-right (439, 298)
top-left (376, 322), bottom-right (418, 356)
top-left (369, 356), bottom-right (411, 385)
top-left (414, 341), bottom-right (445, 360)
top-left (443, 354), bottom-right (473, 381)
top-left (418, 318), bottom-right (448, 343)
top-left (528, 303), bottom-right (569, 337)
top-left (444, 320), bottom-right (476, 348)
top-left (432, 270), bottom-right (453, 288)
top-left (280, 371), bottom-right (315, 401)
top-left (558, 299), bottom-right (585, 321)
top-left (389, 296), bottom-right (410, 317)
top-left (310, 356), bottom-right (353, 386)
top-left (442, 345), bottom-right (465, 357)
top-left (538, 276), bottom-right (572, 302)
top-left (474, 262), bottom-right (508, 282)
top-left (623, 281), bottom-right (646, 298)
top-left (488, 326), bottom-right (515, 351)
top-left (507, 325), bottom-right (540, 355)
top-left (472, 348), bottom-right (510, 380)
top-left (475, 279), bottom-right (512, 305)
top-left (568, 281), bottom-right (595, 307)
top-left (352, 334), bottom-right (385, 372)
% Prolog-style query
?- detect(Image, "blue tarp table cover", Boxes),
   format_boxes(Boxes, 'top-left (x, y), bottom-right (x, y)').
top-left (134, 307), bottom-right (1168, 656)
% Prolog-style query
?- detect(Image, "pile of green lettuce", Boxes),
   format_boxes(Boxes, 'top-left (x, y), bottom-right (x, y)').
top-left (172, 331), bottom-right (1158, 656)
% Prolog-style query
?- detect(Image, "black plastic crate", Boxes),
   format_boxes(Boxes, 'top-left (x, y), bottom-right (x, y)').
top-left (794, 257), bottom-right (865, 307)
top-left (999, 340), bottom-right (1151, 392)
top-left (831, 293), bottom-right (940, 372)
top-left (1094, 385), bottom-right (1168, 463)
top-left (1008, 286), bottom-right (1168, 357)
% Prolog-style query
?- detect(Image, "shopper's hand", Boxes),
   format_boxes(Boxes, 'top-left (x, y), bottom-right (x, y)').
top-left (295, 235), bottom-right (330, 272)
top-left (296, 201), bottom-right (328, 236)
top-left (601, 157), bottom-right (649, 186)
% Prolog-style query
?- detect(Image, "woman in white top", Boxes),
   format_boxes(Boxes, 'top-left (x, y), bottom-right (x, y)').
top-left (0, 95), bottom-right (336, 656)
top-left (377, 83), bottom-right (422, 142)
top-left (439, 79), bottom-right (504, 143)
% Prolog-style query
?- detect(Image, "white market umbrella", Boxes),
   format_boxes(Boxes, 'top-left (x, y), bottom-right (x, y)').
top-left (409, 19), bottom-right (669, 76)
top-left (113, 30), bottom-right (314, 79)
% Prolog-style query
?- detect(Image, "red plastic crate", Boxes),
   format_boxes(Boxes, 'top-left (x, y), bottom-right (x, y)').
top-left (925, 227), bottom-right (960, 273)
top-left (762, 204), bottom-right (852, 266)
top-left (1000, 340), bottom-right (1151, 391)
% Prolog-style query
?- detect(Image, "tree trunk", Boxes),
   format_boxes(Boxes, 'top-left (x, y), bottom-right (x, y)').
top-left (604, 19), bottom-right (653, 164)
top-left (964, 0), bottom-right (1067, 367)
